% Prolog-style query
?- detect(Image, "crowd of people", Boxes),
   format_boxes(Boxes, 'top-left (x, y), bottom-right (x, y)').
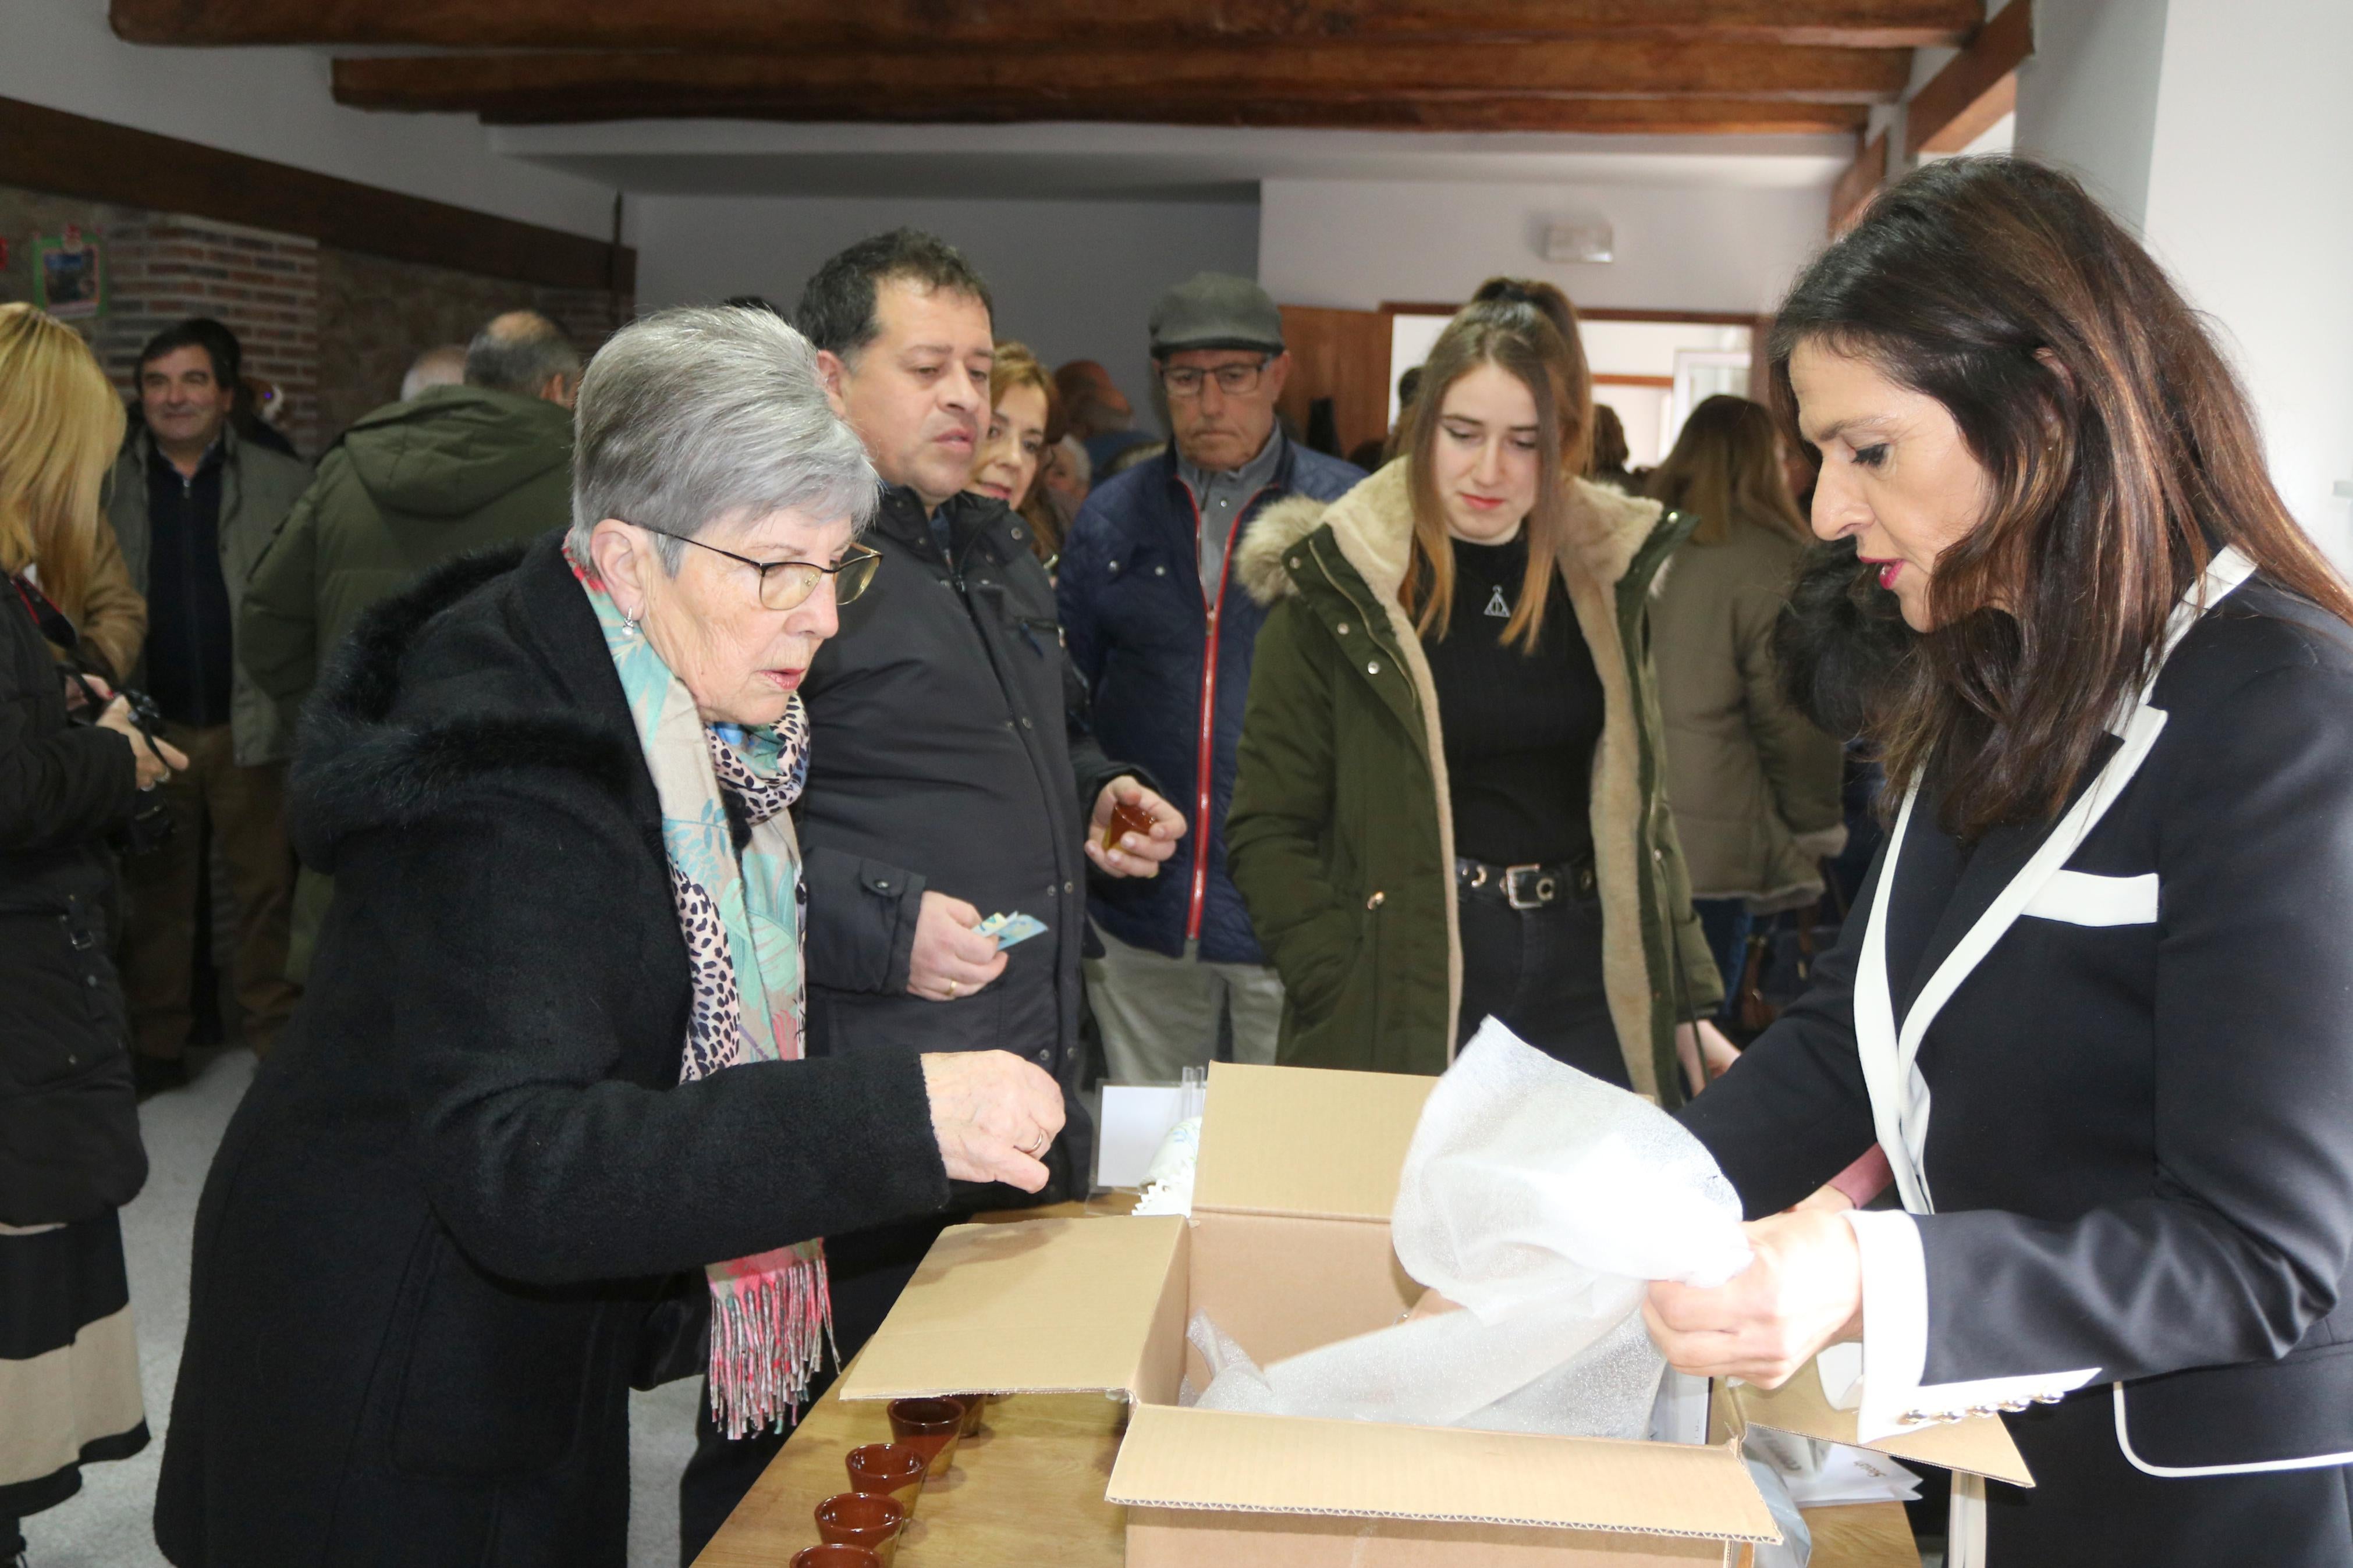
top-left (6, 152), bottom-right (2353, 1568)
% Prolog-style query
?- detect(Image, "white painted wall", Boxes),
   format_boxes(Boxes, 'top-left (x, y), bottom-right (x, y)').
top-left (626, 192), bottom-right (1261, 417)
top-left (2138, 0), bottom-right (2353, 566)
top-left (1, 0), bottom-right (617, 240)
top-left (2012, 0), bottom-right (2173, 225)
top-left (1258, 177), bottom-right (1830, 317)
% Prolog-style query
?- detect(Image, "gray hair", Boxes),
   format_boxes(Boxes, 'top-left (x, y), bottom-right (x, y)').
top-left (1055, 433), bottom-right (1091, 490)
top-left (569, 306), bottom-right (879, 571)
top-left (400, 344), bottom-right (468, 402)
top-left (465, 311), bottom-right (583, 397)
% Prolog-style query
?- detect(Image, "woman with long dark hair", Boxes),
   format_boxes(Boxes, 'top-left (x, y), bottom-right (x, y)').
top-left (1227, 278), bottom-right (1731, 1097)
top-left (1648, 157), bottom-right (2353, 1564)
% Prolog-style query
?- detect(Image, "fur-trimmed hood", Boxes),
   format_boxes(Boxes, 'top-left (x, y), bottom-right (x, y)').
top-left (286, 534), bottom-right (640, 874)
top-left (1236, 460), bottom-right (1671, 609)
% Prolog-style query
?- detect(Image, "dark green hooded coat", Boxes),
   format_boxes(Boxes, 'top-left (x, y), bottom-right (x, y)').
top-left (240, 385), bottom-right (574, 710)
top-left (1226, 462), bottom-right (1722, 1104)
top-left (239, 383), bottom-right (573, 977)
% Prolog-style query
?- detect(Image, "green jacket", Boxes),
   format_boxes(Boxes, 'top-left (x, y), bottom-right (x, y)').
top-left (105, 424), bottom-right (314, 765)
top-left (240, 384), bottom-right (572, 983)
top-left (240, 385), bottom-right (573, 725)
top-left (1226, 462), bottom-right (1722, 1103)
top-left (1651, 508), bottom-right (1847, 909)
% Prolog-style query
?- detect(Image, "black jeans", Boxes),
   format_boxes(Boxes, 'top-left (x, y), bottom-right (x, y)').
top-left (1454, 884), bottom-right (1626, 1087)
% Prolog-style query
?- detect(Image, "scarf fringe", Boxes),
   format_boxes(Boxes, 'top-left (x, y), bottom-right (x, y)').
top-left (707, 1249), bottom-right (838, 1440)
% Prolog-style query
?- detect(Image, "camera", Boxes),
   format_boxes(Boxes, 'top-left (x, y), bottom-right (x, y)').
top-left (113, 689), bottom-right (175, 857)
top-left (65, 671), bottom-right (176, 856)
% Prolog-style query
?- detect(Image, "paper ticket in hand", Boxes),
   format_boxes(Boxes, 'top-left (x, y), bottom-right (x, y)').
top-left (977, 912), bottom-right (1048, 948)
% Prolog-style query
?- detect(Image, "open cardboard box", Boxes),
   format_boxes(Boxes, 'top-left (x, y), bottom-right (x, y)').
top-left (842, 1062), bottom-right (2030, 1565)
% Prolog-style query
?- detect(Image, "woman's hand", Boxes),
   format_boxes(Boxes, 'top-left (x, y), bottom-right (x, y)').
top-left (95, 698), bottom-right (188, 790)
top-left (907, 891), bottom-right (1008, 1001)
top-left (63, 671), bottom-right (112, 713)
top-left (1642, 1209), bottom-right (1864, 1389)
top-left (1676, 1018), bottom-right (1741, 1097)
top-left (920, 1050), bottom-right (1067, 1191)
top-left (1084, 776), bottom-right (1186, 879)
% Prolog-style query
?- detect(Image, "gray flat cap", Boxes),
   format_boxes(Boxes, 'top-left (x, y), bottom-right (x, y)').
top-left (1149, 272), bottom-right (1284, 358)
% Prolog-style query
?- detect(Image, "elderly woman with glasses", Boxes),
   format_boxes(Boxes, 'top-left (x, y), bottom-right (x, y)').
top-left (154, 308), bottom-right (1065, 1568)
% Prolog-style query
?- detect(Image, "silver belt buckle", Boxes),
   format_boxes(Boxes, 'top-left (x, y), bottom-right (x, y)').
top-left (1506, 863), bottom-right (1555, 909)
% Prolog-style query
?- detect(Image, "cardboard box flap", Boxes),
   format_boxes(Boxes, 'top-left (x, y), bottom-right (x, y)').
top-left (838, 1216), bottom-right (1187, 1403)
top-left (1107, 1405), bottom-right (1781, 1541)
top-left (1193, 1062), bottom-right (1436, 1222)
top-left (1727, 1366), bottom-right (2035, 1489)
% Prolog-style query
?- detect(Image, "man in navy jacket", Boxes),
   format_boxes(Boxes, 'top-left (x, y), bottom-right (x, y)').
top-left (1058, 273), bottom-right (1364, 1082)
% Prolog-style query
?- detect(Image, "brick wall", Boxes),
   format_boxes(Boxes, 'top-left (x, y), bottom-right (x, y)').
top-left (98, 216), bottom-right (323, 453)
top-left (3, 179), bottom-right (633, 458)
top-left (315, 250), bottom-right (629, 442)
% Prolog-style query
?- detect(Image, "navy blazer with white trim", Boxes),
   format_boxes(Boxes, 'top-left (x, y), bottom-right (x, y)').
top-left (1679, 571), bottom-right (2353, 1475)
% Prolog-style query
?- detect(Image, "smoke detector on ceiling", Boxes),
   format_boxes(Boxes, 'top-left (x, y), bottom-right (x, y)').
top-left (1539, 218), bottom-right (1615, 264)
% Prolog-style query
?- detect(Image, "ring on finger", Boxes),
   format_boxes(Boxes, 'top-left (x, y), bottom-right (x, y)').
top-left (1021, 1131), bottom-right (1049, 1156)
top-left (947, 978), bottom-right (959, 1000)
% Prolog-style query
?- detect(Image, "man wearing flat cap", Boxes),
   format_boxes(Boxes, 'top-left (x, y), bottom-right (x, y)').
top-left (1057, 272), bottom-right (1366, 1083)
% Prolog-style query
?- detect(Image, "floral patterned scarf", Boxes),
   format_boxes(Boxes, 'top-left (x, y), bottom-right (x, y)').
top-left (568, 542), bottom-right (833, 1438)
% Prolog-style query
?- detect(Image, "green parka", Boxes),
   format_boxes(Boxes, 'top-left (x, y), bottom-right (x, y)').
top-left (239, 383), bottom-right (573, 980)
top-left (239, 384), bottom-right (574, 720)
top-left (1225, 462), bottom-right (1722, 1104)
top-left (1651, 506), bottom-right (1847, 911)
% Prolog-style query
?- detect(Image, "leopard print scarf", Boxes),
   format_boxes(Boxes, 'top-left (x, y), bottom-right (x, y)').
top-left (568, 542), bottom-right (832, 1438)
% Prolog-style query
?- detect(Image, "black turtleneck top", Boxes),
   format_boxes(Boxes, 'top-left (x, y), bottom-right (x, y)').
top-left (1419, 531), bottom-right (1605, 868)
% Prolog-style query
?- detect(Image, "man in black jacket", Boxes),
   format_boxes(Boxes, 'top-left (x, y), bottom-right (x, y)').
top-left (675, 232), bottom-right (1185, 1557)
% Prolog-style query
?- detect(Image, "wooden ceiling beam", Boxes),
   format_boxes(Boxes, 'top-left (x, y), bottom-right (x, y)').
top-left (116, 0), bottom-right (1982, 52)
top-left (1905, 0), bottom-right (2032, 157)
top-left (332, 42), bottom-right (1912, 126)
top-left (1829, 129), bottom-right (1890, 234)
top-left (456, 95), bottom-right (1873, 136)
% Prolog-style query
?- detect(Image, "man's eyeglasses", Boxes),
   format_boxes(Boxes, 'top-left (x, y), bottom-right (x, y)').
top-left (1159, 357), bottom-right (1272, 400)
top-left (630, 524), bottom-right (882, 611)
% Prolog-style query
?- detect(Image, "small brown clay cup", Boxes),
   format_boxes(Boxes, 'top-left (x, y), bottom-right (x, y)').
top-left (792, 1547), bottom-right (879, 1568)
top-left (951, 1393), bottom-right (989, 1437)
top-left (815, 1491), bottom-right (905, 1565)
top-left (1101, 797), bottom-right (1156, 855)
top-left (845, 1442), bottom-right (927, 1515)
top-left (886, 1397), bottom-right (964, 1477)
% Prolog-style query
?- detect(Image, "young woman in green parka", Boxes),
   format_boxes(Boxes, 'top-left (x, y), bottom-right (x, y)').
top-left (1226, 279), bottom-right (1736, 1105)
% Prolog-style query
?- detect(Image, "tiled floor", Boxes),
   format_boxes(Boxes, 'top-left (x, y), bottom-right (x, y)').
top-left (19, 1047), bottom-right (702, 1568)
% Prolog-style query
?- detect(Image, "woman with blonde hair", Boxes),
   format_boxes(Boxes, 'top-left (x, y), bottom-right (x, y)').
top-left (965, 339), bottom-right (1066, 564)
top-left (1227, 278), bottom-right (1733, 1098)
top-left (0, 303), bottom-right (186, 1563)
top-left (1647, 394), bottom-right (1847, 1015)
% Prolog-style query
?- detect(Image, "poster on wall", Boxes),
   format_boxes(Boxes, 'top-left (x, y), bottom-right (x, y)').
top-left (36, 227), bottom-right (104, 319)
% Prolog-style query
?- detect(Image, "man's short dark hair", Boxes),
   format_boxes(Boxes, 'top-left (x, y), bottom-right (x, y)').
top-left (464, 310), bottom-right (583, 396)
top-left (794, 229), bottom-right (993, 360)
top-left (138, 318), bottom-right (240, 387)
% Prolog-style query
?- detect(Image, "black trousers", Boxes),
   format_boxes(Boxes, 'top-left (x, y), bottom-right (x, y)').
top-left (1454, 885), bottom-right (1625, 1087)
top-left (1987, 1391), bottom-right (2353, 1566)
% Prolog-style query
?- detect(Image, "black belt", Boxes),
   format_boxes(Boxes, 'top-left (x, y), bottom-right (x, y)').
top-left (1455, 855), bottom-right (1595, 909)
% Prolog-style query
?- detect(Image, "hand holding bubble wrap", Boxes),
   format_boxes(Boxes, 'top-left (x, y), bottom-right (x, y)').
top-left (1185, 1018), bottom-right (1755, 1440)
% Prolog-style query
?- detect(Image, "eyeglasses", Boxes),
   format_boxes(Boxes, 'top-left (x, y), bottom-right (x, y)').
top-left (1159, 357), bottom-right (1272, 400)
top-left (630, 524), bottom-right (882, 610)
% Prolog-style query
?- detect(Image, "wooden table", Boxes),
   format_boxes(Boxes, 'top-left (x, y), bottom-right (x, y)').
top-left (694, 1374), bottom-right (1922, 1568)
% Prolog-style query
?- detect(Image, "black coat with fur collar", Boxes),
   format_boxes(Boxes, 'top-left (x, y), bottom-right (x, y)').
top-left (155, 534), bottom-right (949, 1568)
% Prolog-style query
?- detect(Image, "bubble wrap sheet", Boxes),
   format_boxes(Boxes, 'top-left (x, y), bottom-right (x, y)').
top-left (1189, 1019), bottom-right (1753, 1440)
